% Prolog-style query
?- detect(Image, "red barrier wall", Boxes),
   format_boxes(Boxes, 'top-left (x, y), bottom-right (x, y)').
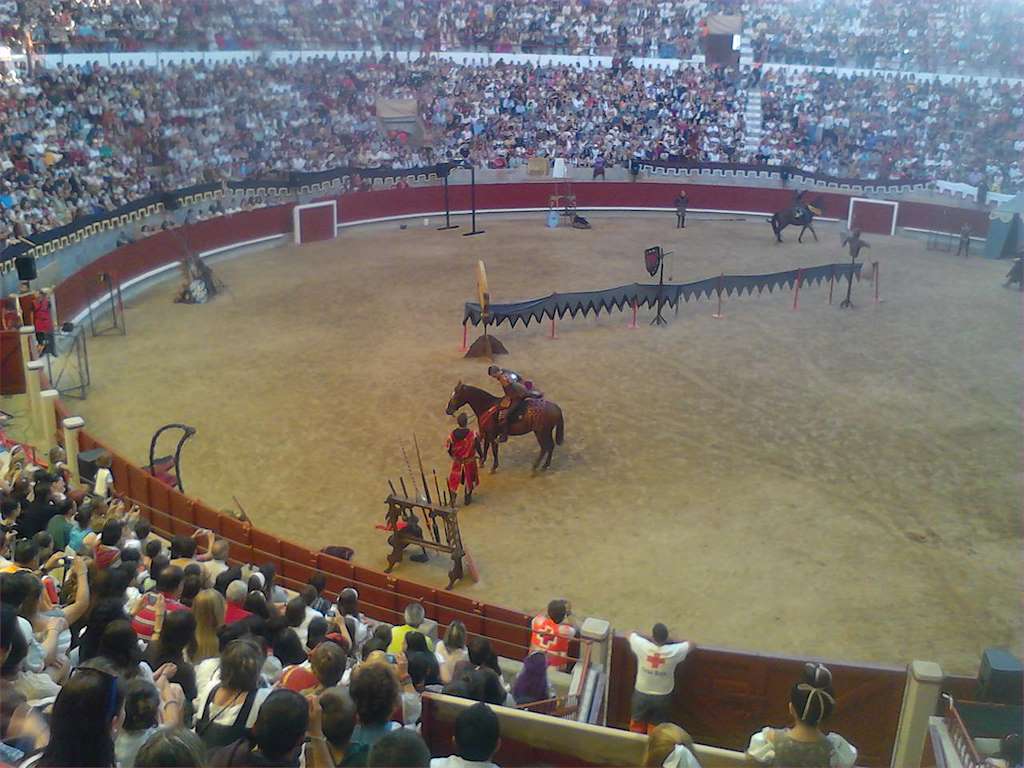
top-left (53, 206), bottom-right (292, 323)
top-left (337, 182), bottom-right (988, 238)
top-left (44, 182), bottom-right (984, 765)
top-left (51, 182), bottom-right (988, 328)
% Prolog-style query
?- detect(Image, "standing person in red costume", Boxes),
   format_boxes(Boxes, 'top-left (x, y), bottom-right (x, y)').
top-left (445, 413), bottom-right (480, 505)
top-left (31, 288), bottom-right (56, 357)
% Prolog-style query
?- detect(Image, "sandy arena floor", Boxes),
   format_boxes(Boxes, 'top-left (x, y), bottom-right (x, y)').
top-left (73, 212), bottom-right (1021, 674)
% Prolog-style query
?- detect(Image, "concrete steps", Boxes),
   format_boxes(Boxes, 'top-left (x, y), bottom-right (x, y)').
top-left (743, 87), bottom-right (763, 154)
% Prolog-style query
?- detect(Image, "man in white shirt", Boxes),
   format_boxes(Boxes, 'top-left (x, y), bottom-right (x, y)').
top-left (628, 623), bottom-right (692, 733)
top-left (430, 702), bottom-right (501, 768)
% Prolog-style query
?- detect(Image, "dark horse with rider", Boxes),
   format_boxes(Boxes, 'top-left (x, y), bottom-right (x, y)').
top-left (769, 190), bottom-right (825, 243)
top-left (446, 366), bottom-right (565, 471)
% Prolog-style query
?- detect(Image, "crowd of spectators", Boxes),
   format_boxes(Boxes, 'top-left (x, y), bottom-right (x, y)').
top-left (3, 0), bottom-right (1023, 76)
top-left (0, 440), bottom-right (582, 766)
top-left (2, 49), bottom-right (1021, 251)
top-left (1, 432), bottom-right (870, 768)
top-left (1, 54), bottom-right (750, 247)
top-left (740, 0), bottom-right (1024, 76)
top-left (755, 69), bottom-right (1024, 190)
top-left (0, 0), bottom-right (704, 59)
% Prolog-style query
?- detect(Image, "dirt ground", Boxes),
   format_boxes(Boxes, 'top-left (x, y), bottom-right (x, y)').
top-left (72, 212), bottom-right (1021, 675)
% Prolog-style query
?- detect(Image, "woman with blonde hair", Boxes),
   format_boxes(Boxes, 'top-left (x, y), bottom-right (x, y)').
top-left (643, 723), bottom-right (701, 768)
top-left (188, 589), bottom-right (225, 664)
top-left (434, 619), bottom-right (469, 684)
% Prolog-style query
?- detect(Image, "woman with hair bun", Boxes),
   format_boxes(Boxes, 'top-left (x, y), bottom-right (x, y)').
top-left (746, 663), bottom-right (857, 768)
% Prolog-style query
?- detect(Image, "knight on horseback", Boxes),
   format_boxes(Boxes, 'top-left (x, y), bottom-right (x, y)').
top-left (488, 365), bottom-right (542, 443)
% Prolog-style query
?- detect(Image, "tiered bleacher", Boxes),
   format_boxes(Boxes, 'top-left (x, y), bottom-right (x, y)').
top-left (2, 0), bottom-right (1023, 73)
top-left (2, 51), bottom-right (1021, 251)
top-left (0, 435), bottom-right (866, 768)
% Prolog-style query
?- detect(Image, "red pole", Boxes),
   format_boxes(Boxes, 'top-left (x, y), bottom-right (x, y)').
top-left (461, 323), bottom-right (468, 351)
top-left (712, 273), bottom-right (724, 319)
top-left (873, 261), bottom-right (880, 303)
top-left (627, 299), bottom-right (638, 329)
top-left (828, 268), bottom-right (835, 304)
top-left (792, 268), bottom-right (804, 310)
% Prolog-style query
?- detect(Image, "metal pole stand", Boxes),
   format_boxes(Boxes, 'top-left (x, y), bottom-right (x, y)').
top-left (437, 171), bottom-right (459, 231)
top-left (650, 259), bottom-right (669, 326)
top-left (88, 273), bottom-right (127, 336)
top-left (462, 164), bottom-right (485, 237)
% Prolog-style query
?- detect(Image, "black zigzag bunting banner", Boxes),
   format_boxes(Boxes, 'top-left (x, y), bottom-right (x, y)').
top-left (463, 262), bottom-right (862, 327)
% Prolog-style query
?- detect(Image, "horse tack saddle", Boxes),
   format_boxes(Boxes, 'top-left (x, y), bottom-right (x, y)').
top-left (481, 396), bottom-right (543, 431)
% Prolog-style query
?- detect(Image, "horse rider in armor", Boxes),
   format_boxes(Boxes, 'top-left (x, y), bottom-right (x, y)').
top-left (487, 365), bottom-right (542, 442)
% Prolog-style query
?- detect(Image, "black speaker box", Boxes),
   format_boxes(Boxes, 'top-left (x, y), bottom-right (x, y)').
top-left (978, 648), bottom-right (1023, 704)
top-left (15, 256), bottom-right (37, 281)
top-left (77, 448), bottom-right (107, 486)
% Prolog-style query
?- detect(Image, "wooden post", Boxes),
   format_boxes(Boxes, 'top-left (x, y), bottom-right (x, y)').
top-left (792, 268), bottom-right (804, 310)
top-left (10, 294), bottom-right (24, 324)
top-left (550, 314), bottom-right (557, 340)
top-left (62, 416), bottom-right (85, 487)
top-left (890, 660), bottom-right (943, 768)
top-left (26, 359), bottom-right (45, 439)
top-left (873, 261), bottom-right (880, 303)
top-left (828, 267), bottom-right (835, 304)
top-left (39, 389), bottom-right (59, 452)
top-left (18, 324), bottom-right (34, 367)
top-left (461, 323), bottom-right (468, 352)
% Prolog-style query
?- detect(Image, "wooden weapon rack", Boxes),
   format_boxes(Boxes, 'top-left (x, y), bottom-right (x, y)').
top-left (383, 481), bottom-right (468, 589)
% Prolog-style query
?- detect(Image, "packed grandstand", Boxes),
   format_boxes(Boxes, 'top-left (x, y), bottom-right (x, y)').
top-left (2, 0), bottom-right (1024, 766)
top-left (0, 51), bottom-right (1021, 247)
top-left (2, 0), bottom-right (1023, 75)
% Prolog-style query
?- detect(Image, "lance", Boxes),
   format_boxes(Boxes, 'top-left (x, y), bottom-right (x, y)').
top-left (401, 444), bottom-right (421, 501)
top-left (413, 434), bottom-right (431, 505)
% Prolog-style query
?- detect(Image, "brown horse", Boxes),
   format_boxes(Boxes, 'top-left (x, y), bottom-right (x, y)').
top-left (445, 382), bottom-right (565, 471)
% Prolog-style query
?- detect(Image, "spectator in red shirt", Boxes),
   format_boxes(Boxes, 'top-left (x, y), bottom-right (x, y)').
top-left (131, 565), bottom-right (187, 639)
top-left (224, 579), bottom-right (253, 625)
top-left (31, 288), bottom-right (56, 357)
top-left (278, 639), bottom-right (347, 696)
top-left (94, 520), bottom-right (125, 570)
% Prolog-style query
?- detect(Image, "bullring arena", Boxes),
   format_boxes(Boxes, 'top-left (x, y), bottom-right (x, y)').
top-left (56, 181), bottom-right (1020, 679)
top-left (3, 165), bottom-right (1023, 763)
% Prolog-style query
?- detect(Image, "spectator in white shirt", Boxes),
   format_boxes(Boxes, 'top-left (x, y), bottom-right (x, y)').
top-left (435, 619), bottom-right (469, 684)
top-left (201, 538), bottom-right (230, 587)
top-left (430, 702), bottom-right (501, 768)
top-left (628, 623), bottom-right (692, 734)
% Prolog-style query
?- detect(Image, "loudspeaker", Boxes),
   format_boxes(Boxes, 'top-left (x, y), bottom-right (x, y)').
top-left (15, 256), bottom-right (37, 281)
top-left (77, 447), bottom-right (107, 486)
top-left (978, 648), bottom-right (1023, 704)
